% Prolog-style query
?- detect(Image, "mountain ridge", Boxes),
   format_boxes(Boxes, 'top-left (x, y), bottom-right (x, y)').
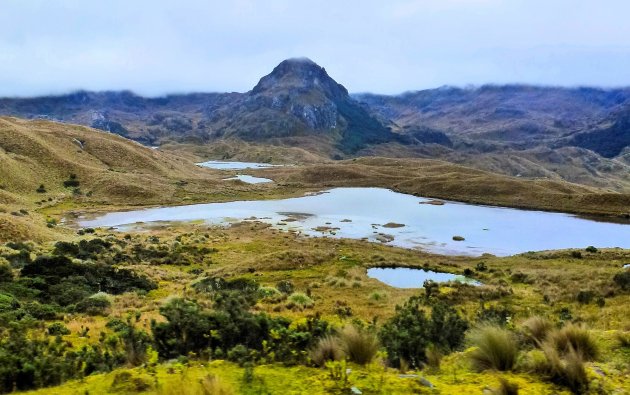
top-left (0, 58), bottom-right (628, 190)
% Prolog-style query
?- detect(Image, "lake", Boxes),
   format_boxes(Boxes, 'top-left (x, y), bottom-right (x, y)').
top-left (223, 175), bottom-right (273, 184)
top-left (367, 267), bottom-right (479, 288)
top-left (78, 187), bottom-right (630, 256)
top-left (197, 160), bottom-right (281, 170)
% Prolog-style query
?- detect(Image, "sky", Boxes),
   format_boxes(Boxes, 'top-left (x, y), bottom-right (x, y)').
top-left (1, 0), bottom-right (630, 97)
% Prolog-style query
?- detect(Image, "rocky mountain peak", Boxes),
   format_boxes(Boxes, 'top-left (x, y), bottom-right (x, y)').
top-left (251, 57), bottom-right (349, 99)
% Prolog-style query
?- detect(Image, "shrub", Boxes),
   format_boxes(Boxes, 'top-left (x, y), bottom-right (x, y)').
top-left (570, 251), bottom-right (582, 259)
top-left (369, 291), bottom-right (387, 301)
top-left (477, 304), bottom-right (514, 326)
top-left (310, 335), bottom-right (344, 367)
top-left (585, 246), bottom-right (598, 253)
top-left (521, 316), bottom-right (553, 346)
top-left (47, 322), bottom-right (70, 336)
top-left (380, 297), bottom-right (468, 368)
top-left (576, 290), bottom-right (594, 304)
top-left (0, 264), bottom-right (13, 282)
top-left (613, 270), bottom-right (630, 290)
top-left (548, 323), bottom-right (598, 361)
top-left (63, 174), bottom-right (80, 188)
top-left (467, 324), bottom-right (518, 371)
top-left (287, 292), bottom-right (314, 309)
top-left (338, 325), bottom-right (379, 365)
top-left (74, 294), bottom-right (111, 315)
top-left (258, 286), bottom-right (284, 303)
top-left (36, 184), bottom-right (46, 193)
top-left (615, 332), bottom-right (630, 348)
top-left (276, 280), bottom-right (294, 294)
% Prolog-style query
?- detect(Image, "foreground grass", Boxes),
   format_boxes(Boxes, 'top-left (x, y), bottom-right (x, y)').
top-left (4, 222), bottom-right (628, 394)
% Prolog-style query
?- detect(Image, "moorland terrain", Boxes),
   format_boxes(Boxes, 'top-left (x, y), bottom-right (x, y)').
top-left (0, 58), bottom-right (628, 395)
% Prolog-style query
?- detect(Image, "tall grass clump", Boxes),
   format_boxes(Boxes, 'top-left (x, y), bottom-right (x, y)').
top-left (310, 335), bottom-right (344, 367)
top-left (537, 343), bottom-right (587, 394)
top-left (548, 323), bottom-right (598, 361)
top-left (468, 324), bottom-right (518, 371)
top-left (338, 325), bottom-right (379, 365)
top-left (521, 316), bottom-right (553, 346)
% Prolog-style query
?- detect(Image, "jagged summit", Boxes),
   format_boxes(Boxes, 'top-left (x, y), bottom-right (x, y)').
top-left (252, 57), bottom-right (348, 99)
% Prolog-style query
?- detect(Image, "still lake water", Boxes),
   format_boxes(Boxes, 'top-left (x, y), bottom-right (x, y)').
top-left (197, 160), bottom-right (281, 170)
top-left (223, 175), bottom-right (273, 184)
top-left (367, 267), bottom-right (479, 288)
top-left (78, 187), bottom-right (630, 256)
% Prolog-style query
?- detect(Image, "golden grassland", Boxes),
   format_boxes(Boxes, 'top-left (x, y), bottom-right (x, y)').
top-left (1, 117), bottom-right (629, 244)
top-left (1, 117), bottom-right (629, 393)
top-left (14, 222), bottom-right (630, 394)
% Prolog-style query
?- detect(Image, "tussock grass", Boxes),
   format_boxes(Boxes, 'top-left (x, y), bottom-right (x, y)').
top-left (521, 316), bottom-right (553, 346)
top-left (338, 325), bottom-right (379, 365)
top-left (310, 335), bottom-right (344, 367)
top-left (537, 343), bottom-right (588, 394)
top-left (548, 323), bottom-right (598, 361)
top-left (468, 325), bottom-right (518, 371)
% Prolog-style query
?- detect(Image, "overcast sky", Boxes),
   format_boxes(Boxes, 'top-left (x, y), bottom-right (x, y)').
top-left (1, 0), bottom-right (630, 97)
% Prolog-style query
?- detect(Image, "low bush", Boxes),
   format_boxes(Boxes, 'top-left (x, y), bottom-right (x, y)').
top-left (467, 324), bottom-right (518, 371)
top-left (74, 294), bottom-right (111, 315)
top-left (613, 270), bottom-right (630, 290)
top-left (47, 322), bottom-right (70, 336)
top-left (380, 297), bottom-right (468, 368)
top-left (287, 292), bottom-right (314, 309)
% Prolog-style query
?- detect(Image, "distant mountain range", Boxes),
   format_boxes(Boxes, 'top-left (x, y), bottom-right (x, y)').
top-left (1, 57), bottom-right (628, 190)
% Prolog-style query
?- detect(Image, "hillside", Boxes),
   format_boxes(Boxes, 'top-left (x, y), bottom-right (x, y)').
top-left (0, 117), bottom-right (268, 241)
top-left (0, 60), bottom-right (629, 191)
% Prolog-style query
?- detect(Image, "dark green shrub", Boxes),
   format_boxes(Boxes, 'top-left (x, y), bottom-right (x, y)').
top-left (379, 297), bottom-right (468, 368)
top-left (477, 304), bottom-right (514, 326)
top-left (74, 295), bottom-right (111, 315)
top-left (585, 246), bottom-right (598, 253)
top-left (576, 290), bottom-right (594, 304)
top-left (276, 280), bottom-right (295, 295)
top-left (476, 262), bottom-right (488, 272)
top-left (63, 174), bottom-right (80, 188)
top-left (36, 184), bottom-right (46, 193)
top-left (570, 251), bottom-right (582, 259)
top-left (0, 264), bottom-right (13, 282)
top-left (24, 302), bottom-right (60, 320)
top-left (613, 270), bottom-right (630, 290)
top-left (47, 322), bottom-right (70, 336)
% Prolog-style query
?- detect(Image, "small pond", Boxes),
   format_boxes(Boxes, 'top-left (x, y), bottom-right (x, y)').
top-left (77, 187), bottom-right (630, 257)
top-left (223, 175), bottom-right (273, 184)
top-left (197, 160), bottom-right (281, 170)
top-left (367, 267), bottom-right (480, 288)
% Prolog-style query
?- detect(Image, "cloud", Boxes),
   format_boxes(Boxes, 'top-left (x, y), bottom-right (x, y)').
top-left (0, 0), bottom-right (629, 96)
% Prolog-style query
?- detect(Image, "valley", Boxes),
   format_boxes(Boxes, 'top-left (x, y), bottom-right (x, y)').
top-left (0, 59), bottom-right (629, 395)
